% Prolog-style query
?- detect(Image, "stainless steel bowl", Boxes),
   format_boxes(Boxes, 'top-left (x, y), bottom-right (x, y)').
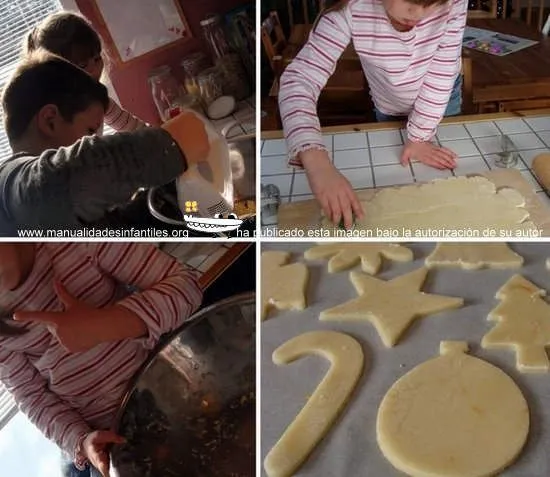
top-left (110, 293), bottom-right (255, 477)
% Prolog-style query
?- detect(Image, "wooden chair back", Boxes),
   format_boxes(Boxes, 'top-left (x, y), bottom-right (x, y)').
top-left (261, 11), bottom-right (287, 73)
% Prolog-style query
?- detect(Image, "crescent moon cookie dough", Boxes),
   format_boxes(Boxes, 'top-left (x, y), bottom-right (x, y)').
top-left (261, 251), bottom-right (309, 321)
top-left (320, 176), bottom-right (537, 235)
top-left (320, 267), bottom-right (464, 347)
top-left (264, 331), bottom-right (364, 477)
top-left (377, 341), bottom-right (529, 477)
top-left (304, 243), bottom-right (414, 274)
top-left (425, 243), bottom-right (524, 270)
top-left (482, 274), bottom-right (550, 372)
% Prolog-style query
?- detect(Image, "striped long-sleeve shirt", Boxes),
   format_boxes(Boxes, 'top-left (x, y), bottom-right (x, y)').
top-left (103, 98), bottom-right (148, 133)
top-left (0, 242), bottom-right (202, 466)
top-left (279, 0), bottom-right (467, 166)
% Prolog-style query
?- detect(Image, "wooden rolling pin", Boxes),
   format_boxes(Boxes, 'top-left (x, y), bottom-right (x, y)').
top-left (532, 153), bottom-right (550, 195)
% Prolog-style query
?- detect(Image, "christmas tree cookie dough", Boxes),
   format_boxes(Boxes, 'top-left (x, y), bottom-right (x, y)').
top-left (304, 243), bottom-right (413, 274)
top-left (261, 251), bottom-right (309, 320)
top-left (320, 267), bottom-right (464, 346)
top-left (482, 274), bottom-right (550, 372)
top-left (377, 341), bottom-right (529, 477)
top-left (264, 331), bottom-right (364, 477)
top-left (425, 243), bottom-right (524, 270)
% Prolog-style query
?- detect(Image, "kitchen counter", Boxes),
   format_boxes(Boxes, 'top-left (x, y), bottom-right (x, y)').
top-left (260, 110), bottom-right (550, 230)
top-left (212, 96), bottom-right (255, 139)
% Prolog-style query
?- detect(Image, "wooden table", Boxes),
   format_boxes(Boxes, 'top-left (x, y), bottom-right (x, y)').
top-left (466, 19), bottom-right (550, 112)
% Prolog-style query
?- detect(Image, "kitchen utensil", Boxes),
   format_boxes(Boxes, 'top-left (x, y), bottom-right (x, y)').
top-left (175, 110), bottom-right (234, 218)
top-left (531, 153), bottom-right (550, 195)
top-left (110, 292), bottom-right (255, 477)
top-left (495, 134), bottom-right (519, 168)
top-left (147, 129), bottom-right (256, 234)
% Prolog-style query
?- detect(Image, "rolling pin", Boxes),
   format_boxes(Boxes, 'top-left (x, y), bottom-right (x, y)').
top-left (531, 153), bottom-right (550, 195)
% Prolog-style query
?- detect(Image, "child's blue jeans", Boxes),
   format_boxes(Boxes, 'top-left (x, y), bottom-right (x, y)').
top-left (374, 74), bottom-right (462, 122)
top-left (61, 454), bottom-right (102, 477)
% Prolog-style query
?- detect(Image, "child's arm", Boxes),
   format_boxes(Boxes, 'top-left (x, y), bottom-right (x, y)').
top-left (89, 242), bottom-right (203, 348)
top-left (3, 128), bottom-right (186, 229)
top-left (406, 0), bottom-right (467, 143)
top-left (104, 98), bottom-right (148, 132)
top-left (278, 9), bottom-right (352, 166)
top-left (0, 347), bottom-right (92, 467)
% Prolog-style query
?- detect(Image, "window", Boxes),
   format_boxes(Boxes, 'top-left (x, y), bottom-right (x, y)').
top-left (0, 0), bottom-right (62, 423)
top-left (0, 0), bottom-right (63, 162)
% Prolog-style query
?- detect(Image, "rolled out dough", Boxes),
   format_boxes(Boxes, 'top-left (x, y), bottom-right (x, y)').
top-left (320, 267), bottom-right (464, 347)
top-left (264, 331), bottom-right (364, 477)
top-left (261, 251), bottom-right (309, 320)
top-left (425, 243), bottom-right (524, 269)
top-left (482, 274), bottom-right (550, 372)
top-left (346, 176), bottom-right (537, 234)
top-left (377, 341), bottom-right (529, 477)
top-left (304, 243), bottom-right (413, 274)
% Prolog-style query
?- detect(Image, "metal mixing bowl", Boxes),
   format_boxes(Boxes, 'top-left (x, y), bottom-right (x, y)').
top-left (110, 293), bottom-right (255, 477)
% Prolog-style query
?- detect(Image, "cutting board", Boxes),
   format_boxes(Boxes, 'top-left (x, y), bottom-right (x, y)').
top-left (277, 169), bottom-right (550, 236)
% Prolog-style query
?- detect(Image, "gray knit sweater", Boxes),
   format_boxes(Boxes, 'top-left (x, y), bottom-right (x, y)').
top-left (0, 128), bottom-right (185, 236)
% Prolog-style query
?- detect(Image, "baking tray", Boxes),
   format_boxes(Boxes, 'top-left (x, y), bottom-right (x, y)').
top-left (261, 242), bottom-right (550, 476)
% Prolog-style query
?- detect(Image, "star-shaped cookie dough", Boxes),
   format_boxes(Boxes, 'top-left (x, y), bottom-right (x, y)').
top-left (320, 267), bottom-right (464, 346)
top-left (425, 243), bottom-right (524, 269)
top-left (261, 251), bottom-right (309, 321)
top-left (482, 274), bottom-right (550, 372)
top-left (304, 243), bottom-right (413, 274)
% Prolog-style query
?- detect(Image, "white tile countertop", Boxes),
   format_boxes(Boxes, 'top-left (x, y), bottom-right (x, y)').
top-left (211, 96), bottom-right (255, 139)
top-left (260, 115), bottom-right (550, 228)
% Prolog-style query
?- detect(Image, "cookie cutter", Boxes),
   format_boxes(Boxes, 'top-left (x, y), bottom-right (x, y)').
top-left (494, 134), bottom-right (519, 168)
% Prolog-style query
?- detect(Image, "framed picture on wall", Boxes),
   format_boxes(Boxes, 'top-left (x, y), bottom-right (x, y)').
top-left (91, 0), bottom-right (192, 63)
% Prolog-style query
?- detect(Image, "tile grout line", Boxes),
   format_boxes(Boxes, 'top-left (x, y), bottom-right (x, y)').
top-left (365, 131), bottom-right (376, 188)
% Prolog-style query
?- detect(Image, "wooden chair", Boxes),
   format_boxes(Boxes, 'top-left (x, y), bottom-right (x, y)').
top-left (261, 11), bottom-right (287, 74)
top-left (461, 55), bottom-right (474, 114)
top-left (467, 0), bottom-right (501, 19)
top-left (286, 0), bottom-right (324, 45)
top-left (512, 0), bottom-right (548, 32)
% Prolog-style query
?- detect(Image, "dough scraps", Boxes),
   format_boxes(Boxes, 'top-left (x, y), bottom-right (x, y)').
top-left (482, 274), bottom-right (550, 372)
top-left (324, 176), bottom-right (537, 234)
top-left (264, 331), bottom-right (364, 477)
top-left (425, 243), bottom-right (524, 269)
top-left (320, 267), bottom-right (464, 347)
top-left (304, 243), bottom-right (413, 274)
top-left (261, 251), bottom-right (309, 321)
top-left (377, 341), bottom-right (529, 477)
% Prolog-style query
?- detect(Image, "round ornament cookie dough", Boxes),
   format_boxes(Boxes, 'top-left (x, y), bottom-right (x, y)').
top-left (377, 341), bottom-right (529, 477)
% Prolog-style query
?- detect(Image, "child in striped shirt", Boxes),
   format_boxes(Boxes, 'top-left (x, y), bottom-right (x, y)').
top-left (0, 242), bottom-right (202, 477)
top-left (24, 12), bottom-right (147, 133)
top-left (279, 0), bottom-right (468, 228)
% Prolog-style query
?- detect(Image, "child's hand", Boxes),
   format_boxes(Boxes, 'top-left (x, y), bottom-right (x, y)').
top-left (162, 111), bottom-right (211, 165)
top-left (82, 430), bottom-right (126, 477)
top-left (301, 149), bottom-right (364, 229)
top-left (401, 139), bottom-right (457, 169)
top-left (13, 281), bottom-right (104, 353)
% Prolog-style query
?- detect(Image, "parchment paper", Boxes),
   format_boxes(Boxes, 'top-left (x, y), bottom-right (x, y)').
top-left (261, 242), bottom-right (550, 477)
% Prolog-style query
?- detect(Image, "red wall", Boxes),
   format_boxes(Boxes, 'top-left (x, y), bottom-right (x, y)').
top-left (75, 0), bottom-right (251, 125)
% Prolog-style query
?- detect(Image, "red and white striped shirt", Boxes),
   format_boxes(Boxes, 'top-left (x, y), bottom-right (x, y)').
top-left (0, 243), bottom-right (202, 465)
top-left (279, 0), bottom-right (467, 166)
top-left (104, 98), bottom-right (147, 133)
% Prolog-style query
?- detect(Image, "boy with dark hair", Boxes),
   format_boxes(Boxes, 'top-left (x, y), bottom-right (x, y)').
top-left (0, 51), bottom-right (209, 236)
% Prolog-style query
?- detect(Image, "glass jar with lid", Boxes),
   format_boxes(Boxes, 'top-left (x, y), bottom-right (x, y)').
top-left (148, 65), bottom-right (187, 122)
top-left (200, 15), bottom-right (231, 60)
top-left (196, 67), bottom-right (224, 107)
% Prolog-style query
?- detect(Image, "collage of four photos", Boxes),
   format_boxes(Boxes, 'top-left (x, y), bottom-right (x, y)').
top-left (0, 0), bottom-right (550, 476)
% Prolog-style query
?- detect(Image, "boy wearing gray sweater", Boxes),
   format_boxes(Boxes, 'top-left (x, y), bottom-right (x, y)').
top-left (0, 51), bottom-right (209, 236)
